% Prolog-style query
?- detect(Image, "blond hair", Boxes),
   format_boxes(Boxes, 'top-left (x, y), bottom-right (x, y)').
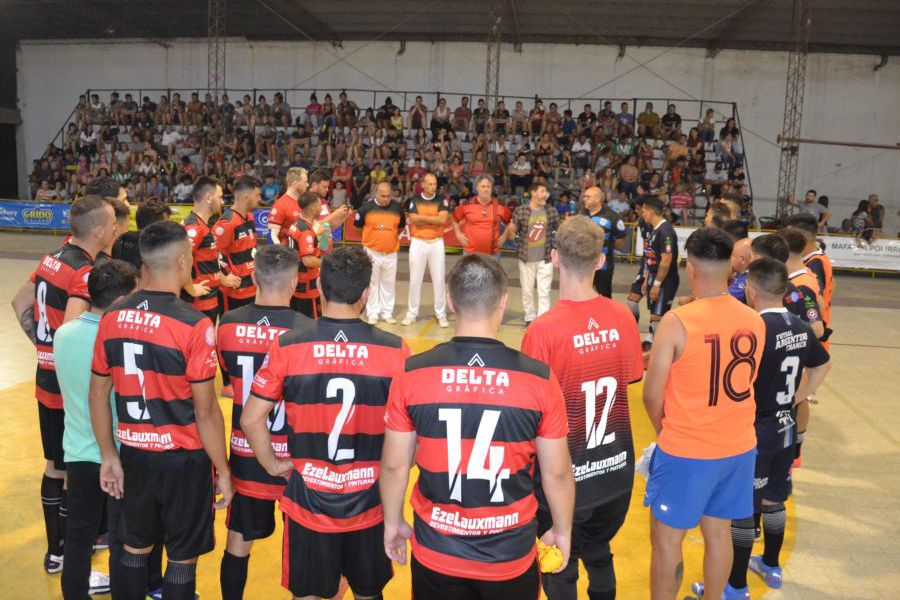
top-left (285, 167), bottom-right (308, 186)
top-left (557, 215), bottom-right (604, 275)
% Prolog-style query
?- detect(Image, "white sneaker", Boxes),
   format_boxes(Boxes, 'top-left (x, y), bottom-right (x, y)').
top-left (437, 315), bottom-right (449, 328)
top-left (401, 315), bottom-right (416, 326)
top-left (382, 315), bottom-right (397, 324)
top-left (365, 315), bottom-right (378, 324)
top-left (88, 571), bottom-right (111, 595)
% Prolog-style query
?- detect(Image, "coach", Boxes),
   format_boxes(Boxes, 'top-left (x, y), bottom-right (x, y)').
top-left (354, 182), bottom-right (406, 324)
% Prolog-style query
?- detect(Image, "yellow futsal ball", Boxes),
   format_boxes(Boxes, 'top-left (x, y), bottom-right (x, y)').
top-left (537, 540), bottom-right (564, 573)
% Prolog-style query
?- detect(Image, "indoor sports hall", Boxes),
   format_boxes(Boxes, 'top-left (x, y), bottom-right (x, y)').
top-left (1, 2), bottom-right (899, 599)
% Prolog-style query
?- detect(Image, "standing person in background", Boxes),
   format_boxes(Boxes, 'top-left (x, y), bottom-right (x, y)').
top-left (788, 190), bottom-right (831, 232)
top-left (181, 176), bottom-right (241, 322)
top-left (451, 175), bottom-right (512, 259)
top-left (723, 220), bottom-right (751, 304)
top-left (522, 216), bottom-right (644, 600)
top-left (244, 246), bottom-right (410, 600)
top-left (643, 228), bottom-right (764, 600)
top-left (785, 213), bottom-right (834, 330)
top-left (89, 221), bottom-right (233, 600)
top-left (381, 255), bottom-right (575, 600)
top-left (640, 197), bottom-right (679, 351)
top-left (268, 167), bottom-right (308, 245)
top-left (403, 173), bottom-right (451, 328)
top-left (581, 186), bottom-right (627, 298)
top-left (216, 246), bottom-right (312, 600)
top-left (286, 192), bottom-right (324, 318)
top-left (354, 182), bottom-right (406, 324)
top-left (308, 169), bottom-right (351, 244)
top-left (215, 176), bottom-right (261, 314)
top-left (9, 195), bottom-right (116, 574)
top-left (504, 181), bottom-right (560, 326)
top-left (57, 260), bottom-right (137, 599)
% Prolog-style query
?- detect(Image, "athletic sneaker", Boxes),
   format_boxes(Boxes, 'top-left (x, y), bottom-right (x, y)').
top-left (401, 315), bottom-right (415, 326)
top-left (690, 582), bottom-right (750, 599)
top-left (749, 555), bottom-right (783, 588)
top-left (220, 384), bottom-right (234, 399)
top-left (437, 315), bottom-right (449, 328)
top-left (146, 590), bottom-right (200, 600)
top-left (365, 315), bottom-right (379, 325)
top-left (381, 315), bottom-right (397, 324)
top-left (89, 571), bottom-right (111, 595)
top-left (44, 553), bottom-right (63, 574)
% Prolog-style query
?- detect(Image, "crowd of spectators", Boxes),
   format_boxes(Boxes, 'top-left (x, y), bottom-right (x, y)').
top-left (29, 90), bottom-right (755, 223)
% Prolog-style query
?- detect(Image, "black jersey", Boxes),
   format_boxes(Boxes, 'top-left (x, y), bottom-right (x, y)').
top-left (755, 308), bottom-right (829, 419)
top-left (645, 220), bottom-right (679, 286)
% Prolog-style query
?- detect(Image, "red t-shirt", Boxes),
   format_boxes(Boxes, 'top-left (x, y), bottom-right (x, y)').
top-left (521, 296), bottom-right (643, 508)
top-left (385, 337), bottom-right (568, 581)
top-left (269, 192), bottom-right (302, 245)
top-left (453, 197), bottom-right (512, 255)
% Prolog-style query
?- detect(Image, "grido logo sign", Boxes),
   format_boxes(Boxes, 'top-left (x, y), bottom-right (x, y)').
top-left (22, 207), bottom-right (53, 225)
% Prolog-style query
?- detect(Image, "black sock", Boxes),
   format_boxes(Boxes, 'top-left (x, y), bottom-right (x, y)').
top-left (147, 543), bottom-right (165, 591)
top-left (728, 517), bottom-right (755, 589)
top-left (117, 550), bottom-right (150, 600)
top-left (163, 560), bottom-right (197, 600)
top-left (753, 511), bottom-right (762, 533)
top-left (40, 475), bottom-right (64, 555)
top-left (762, 503), bottom-right (787, 568)
top-left (58, 489), bottom-right (67, 555)
top-left (220, 552), bottom-right (250, 600)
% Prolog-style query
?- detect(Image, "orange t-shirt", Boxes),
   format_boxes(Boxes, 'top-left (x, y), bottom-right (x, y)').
top-left (658, 295), bottom-right (765, 459)
top-left (453, 197), bottom-right (512, 255)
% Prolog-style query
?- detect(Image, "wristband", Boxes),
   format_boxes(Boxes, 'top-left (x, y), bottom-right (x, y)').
top-left (653, 280), bottom-right (662, 287)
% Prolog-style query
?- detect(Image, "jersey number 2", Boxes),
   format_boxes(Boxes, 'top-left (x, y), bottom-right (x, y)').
top-left (327, 378), bottom-right (356, 461)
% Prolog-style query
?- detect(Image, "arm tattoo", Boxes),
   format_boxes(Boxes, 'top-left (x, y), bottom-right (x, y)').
top-left (674, 561), bottom-right (684, 590)
top-left (19, 306), bottom-right (36, 345)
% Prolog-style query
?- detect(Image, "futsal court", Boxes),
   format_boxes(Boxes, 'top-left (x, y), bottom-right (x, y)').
top-left (0, 232), bottom-right (897, 600)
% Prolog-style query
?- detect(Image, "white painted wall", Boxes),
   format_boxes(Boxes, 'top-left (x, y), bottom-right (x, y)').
top-left (16, 39), bottom-right (900, 232)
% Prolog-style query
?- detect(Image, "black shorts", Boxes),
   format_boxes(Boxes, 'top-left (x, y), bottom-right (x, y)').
top-left (226, 492), bottom-right (276, 541)
top-left (282, 518), bottom-right (392, 598)
top-left (647, 278), bottom-right (678, 317)
top-left (222, 294), bottom-right (254, 314)
top-left (754, 416), bottom-right (796, 510)
top-left (39, 403), bottom-right (66, 471)
top-left (291, 296), bottom-right (321, 319)
top-left (629, 266), bottom-right (645, 298)
top-left (118, 446), bottom-right (214, 561)
top-left (593, 268), bottom-right (614, 298)
top-left (411, 555), bottom-right (540, 600)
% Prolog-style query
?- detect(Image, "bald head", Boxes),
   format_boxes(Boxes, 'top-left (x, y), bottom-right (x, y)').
top-left (731, 237), bottom-right (752, 275)
top-left (375, 182), bottom-right (392, 206)
top-left (582, 186), bottom-right (605, 212)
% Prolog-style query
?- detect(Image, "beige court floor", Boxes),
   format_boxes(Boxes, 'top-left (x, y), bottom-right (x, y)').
top-left (0, 233), bottom-right (898, 599)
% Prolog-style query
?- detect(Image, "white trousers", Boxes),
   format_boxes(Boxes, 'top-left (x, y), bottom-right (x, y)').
top-left (364, 247), bottom-right (398, 319)
top-left (519, 260), bottom-right (553, 322)
top-left (406, 237), bottom-right (447, 318)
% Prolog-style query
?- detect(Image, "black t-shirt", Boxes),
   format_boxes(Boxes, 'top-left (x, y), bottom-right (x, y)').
top-left (661, 113), bottom-right (682, 127)
top-left (645, 220), bottom-right (679, 285)
top-left (582, 206), bottom-right (626, 272)
top-left (577, 112), bottom-right (596, 126)
top-left (755, 309), bottom-right (829, 418)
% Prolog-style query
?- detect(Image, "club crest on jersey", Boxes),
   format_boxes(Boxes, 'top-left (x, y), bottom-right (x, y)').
top-left (573, 324), bottom-right (619, 354)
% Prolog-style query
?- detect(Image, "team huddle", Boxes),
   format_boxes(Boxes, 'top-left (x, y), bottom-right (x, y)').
top-left (11, 172), bottom-right (833, 600)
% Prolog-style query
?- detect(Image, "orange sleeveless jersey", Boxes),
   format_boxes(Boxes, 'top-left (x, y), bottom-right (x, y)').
top-left (657, 295), bottom-right (765, 459)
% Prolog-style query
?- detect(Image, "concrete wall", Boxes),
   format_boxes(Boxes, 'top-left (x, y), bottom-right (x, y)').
top-left (16, 39), bottom-right (900, 232)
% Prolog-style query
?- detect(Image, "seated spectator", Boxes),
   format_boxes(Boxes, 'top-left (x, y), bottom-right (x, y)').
top-left (408, 95), bottom-right (428, 132)
top-left (669, 183), bottom-right (693, 221)
top-left (637, 101), bottom-right (660, 138)
top-left (508, 153), bottom-right (533, 195)
top-left (453, 96), bottom-right (472, 135)
top-left (609, 192), bottom-right (631, 219)
top-left (35, 180), bottom-right (53, 201)
top-left (739, 196), bottom-right (757, 229)
top-left (660, 103), bottom-right (682, 140)
top-left (598, 101), bottom-right (616, 137)
top-left (261, 173), bottom-right (281, 205)
top-left (172, 175), bottom-right (194, 202)
top-left (616, 102), bottom-right (635, 138)
top-left (868, 193), bottom-right (884, 230)
top-left (850, 199), bottom-right (871, 235)
top-left (618, 155), bottom-right (640, 199)
top-left (698, 108), bottom-right (717, 142)
top-left (304, 93), bottom-right (322, 128)
top-left (577, 103), bottom-right (597, 136)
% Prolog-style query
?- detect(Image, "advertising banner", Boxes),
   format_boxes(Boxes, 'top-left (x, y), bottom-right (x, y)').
top-left (0, 201), bottom-right (71, 229)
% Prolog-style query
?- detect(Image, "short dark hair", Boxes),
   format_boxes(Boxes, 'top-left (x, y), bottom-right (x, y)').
top-left (707, 202), bottom-right (730, 228)
top-left (806, 189), bottom-right (817, 196)
top-left (193, 176), bottom-right (219, 202)
top-left (85, 176), bottom-right (123, 200)
top-left (780, 227), bottom-right (808, 254)
top-left (135, 200), bottom-right (172, 230)
top-left (529, 180), bottom-right (547, 193)
top-left (747, 257), bottom-right (788, 297)
top-left (784, 212), bottom-right (818, 236)
top-left (253, 245), bottom-right (298, 292)
top-left (112, 231), bottom-right (142, 271)
top-left (685, 227), bottom-right (734, 262)
top-left (308, 169), bottom-right (330, 187)
top-left (139, 220), bottom-right (188, 268)
top-left (69, 195), bottom-right (111, 238)
top-left (751, 234), bottom-right (789, 262)
top-left (108, 198), bottom-right (130, 223)
top-left (234, 175), bottom-right (260, 196)
top-left (448, 254), bottom-right (508, 318)
top-left (722, 219), bottom-right (749, 240)
top-left (643, 196), bottom-right (664, 215)
top-left (299, 191), bottom-right (320, 211)
top-left (320, 246), bottom-right (372, 305)
top-left (88, 260), bottom-right (137, 310)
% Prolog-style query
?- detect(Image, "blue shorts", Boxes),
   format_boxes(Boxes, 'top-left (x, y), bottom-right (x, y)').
top-left (643, 446), bottom-right (756, 529)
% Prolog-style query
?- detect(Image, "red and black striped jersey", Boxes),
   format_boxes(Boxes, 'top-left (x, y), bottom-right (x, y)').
top-left (217, 304), bottom-right (312, 500)
top-left (30, 244), bottom-right (93, 409)
top-left (269, 192), bottom-right (302, 245)
top-left (214, 208), bottom-right (258, 301)
top-left (286, 216), bottom-right (319, 299)
top-left (385, 337), bottom-right (568, 581)
top-left (521, 296), bottom-right (643, 509)
top-left (181, 211), bottom-right (221, 312)
top-left (91, 290), bottom-right (218, 452)
top-left (251, 317), bottom-right (410, 532)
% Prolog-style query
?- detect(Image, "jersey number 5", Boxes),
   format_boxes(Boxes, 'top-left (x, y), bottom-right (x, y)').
top-left (123, 342), bottom-right (151, 421)
top-left (704, 331), bottom-right (758, 406)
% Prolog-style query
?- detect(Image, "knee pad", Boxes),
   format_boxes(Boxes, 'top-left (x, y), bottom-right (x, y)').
top-left (762, 503), bottom-right (786, 534)
top-left (165, 560), bottom-right (197, 584)
top-left (731, 517), bottom-right (756, 548)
